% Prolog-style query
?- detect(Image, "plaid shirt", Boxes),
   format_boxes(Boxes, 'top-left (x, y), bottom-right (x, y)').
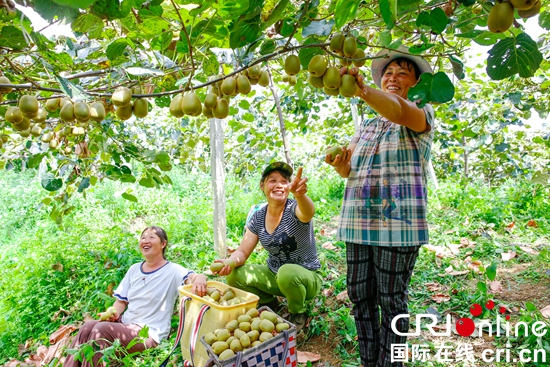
top-left (337, 105), bottom-right (435, 247)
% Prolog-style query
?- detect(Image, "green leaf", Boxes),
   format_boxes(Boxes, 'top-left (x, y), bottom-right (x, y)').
top-left (106, 38), bottom-right (135, 61)
top-left (525, 302), bottom-right (537, 312)
top-left (487, 33), bottom-right (543, 80)
top-left (139, 174), bottom-right (156, 188)
top-left (259, 39), bottom-right (276, 55)
top-left (301, 19), bottom-right (334, 37)
top-left (239, 100), bottom-right (251, 109)
top-left (334, 0), bottom-right (361, 29)
top-left (230, 16), bottom-right (262, 49)
top-left (408, 72), bottom-right (455, 106)
top-left (449, 55), bottom-right (465, 80)
top-left (77, 177), bottom-right (91, 193)
top-left (41, 173), bottom-right (63, 192)
top-left (120, 174), bottom-right (136, 183)
top-left (531, 171), bottom-right (550, 185)
top-left (214, 0), bottom-right (249, 17)
top-left (243, 112), bottom-right (254, 122)
top-left (122, 192), bottom-right (138, 202)
top-left (476, 281), bottom-right (487, 294)
top-left (155, 151), bottom-right (170, 164)
top-left (27, 153), bottom-right (46, 169)
top-left (202, 53), bottom-right (220, 77)
top-left (0, 26), bottom-right (27, 50)
top-left (485, 261), bottom-right (497, 281)
top-left (55, 76), bottom-right (88, 101)
top-left (151, 31), bottom-right (173, 51)
top-left (71, 14), bottom-right (104, 34)
top-left (34, 0), bottom-right (80, 22)
top-left (379, 0), bottom-right (397, 29)
top-left (52, 0), bottom-right (96, 9)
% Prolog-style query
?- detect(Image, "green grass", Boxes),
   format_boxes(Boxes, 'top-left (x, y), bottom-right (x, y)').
top-left (0, 168), bottom-right (549, 366)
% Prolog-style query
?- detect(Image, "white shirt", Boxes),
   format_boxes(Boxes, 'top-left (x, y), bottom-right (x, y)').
top-left (114, 261), bottom-right (193, 343)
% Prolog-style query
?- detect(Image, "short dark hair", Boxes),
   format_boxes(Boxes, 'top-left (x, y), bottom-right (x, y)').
top-left (141, 226), bottom-right (169, 259)
top-left (382, 57), bottom-right (421, 81)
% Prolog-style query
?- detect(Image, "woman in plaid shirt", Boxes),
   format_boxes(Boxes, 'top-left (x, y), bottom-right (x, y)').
top-left (325, 45), bottom-right (434, 367)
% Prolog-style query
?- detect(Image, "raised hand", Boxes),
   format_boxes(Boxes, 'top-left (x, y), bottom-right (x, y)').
top-left (288, 167), bottom-right (308, 198)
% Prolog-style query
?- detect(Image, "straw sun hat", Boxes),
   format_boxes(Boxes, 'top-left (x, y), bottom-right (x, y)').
top-left (371, 45), bottom-right (433, 88)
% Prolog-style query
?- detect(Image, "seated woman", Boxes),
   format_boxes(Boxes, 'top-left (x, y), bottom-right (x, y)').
top-left (215, 162), bottom-right (322, 332)
top-left (64, 226), bottom-right (207, 367)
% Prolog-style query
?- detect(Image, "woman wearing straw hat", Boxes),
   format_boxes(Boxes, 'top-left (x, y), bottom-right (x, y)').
top-left (325, 45), bottom-right (435, 367)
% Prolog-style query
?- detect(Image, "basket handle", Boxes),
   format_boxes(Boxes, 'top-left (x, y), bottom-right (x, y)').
top-left (159, 296), bottom-right (191, 367)
top-left (183, 303), bottom-right (211, 366)
top-left (278, 329), bottom-right (290, 367)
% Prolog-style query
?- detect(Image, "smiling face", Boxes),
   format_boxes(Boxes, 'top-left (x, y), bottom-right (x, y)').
top-left (260, 170), bottom-right (290, 203)
top-left (380, 59), bottom-right (419, 98)
top-left (139, 228), bottom-right (167, 260)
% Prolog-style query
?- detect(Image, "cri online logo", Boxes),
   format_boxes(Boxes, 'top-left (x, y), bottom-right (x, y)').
top-left (391, 299), bottom-right (548, 338)
top-left (455, 299), bottom-right (508, 337)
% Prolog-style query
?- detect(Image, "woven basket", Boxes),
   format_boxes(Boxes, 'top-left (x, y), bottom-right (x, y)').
top-left (179, 281), bottom-right (259, 367)
top-left (201, 306), bottom-right (297, 367)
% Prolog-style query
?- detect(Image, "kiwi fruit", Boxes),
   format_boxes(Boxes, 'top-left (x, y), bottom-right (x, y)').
top-left (343, 37), bottom-right (358, 58)
top-left (248, 64), bottom-right (261, 79)
top-left (169, 95), bottom-right (185, 118)
top-left (517, 0), bottom-right (540, 18)
top-left (220, 77), bottom-right (237, 96)
top-left (181, 92), bottom-right (202, 116)
top-left (284, 55), bottom-right (301, 76)
top-left (487, 2), bottom-right (514, 33)
top-left (213, 98), bottom-right (229, 119)
top-left (34, 108), bottom-right (47, 123)
top-left (0, 76), bottom-right (13, 94)
top-left (352, 48), bottom-right (366, 67)
top-left (308, 55), bottom-right (329, 77)
top-left (74, 102), bottom-right (91, 122)
top-left (258, 70), bottom-right (270, 87)
top-left (5, 106), bottom-right (23, 124)
top-left (236, 75), bottom-right (252, 95)
top-left (115, 103), bottom-right (133, 120)
top-left (204, 93), bottom-right (218, 109)
top-left (112, 86), bottom-right (132, 107)
top-left (510, 0), bottom-right (538, 10)
top-left (324, 86), bottom-right (340, 96)
top-left (133, 98), bottom-right (148, 118)
top-left (329, 33), bottom-right (345, 53)
top-left (59, 102), bottom-right (75, 122)
top-left (323, 67), bottom-right (341, 89)
top-left (339, 74), bottom-right (358, 97)
top-left (326, 146), bottom-right (343, 160)
top-left (202, 106), bottom-right (214, 118)
top-left (90, 102), bottom-right (106, 122)
top-left (19, 95), bottom-right (39, 118)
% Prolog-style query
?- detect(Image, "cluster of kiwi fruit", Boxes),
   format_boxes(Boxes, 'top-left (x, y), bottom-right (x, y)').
top-left (111, 86), bottom-right (149, 120)
top-left (306, 34), bottom-right (364, 98)
top-left (169, 65), bottom-right (271, 120)
top-left (4, 94), bottom-right (59, 148)
top-left (487, 0), bottom-right (541, 33)
top-left (203, 308), bottom-right (291, 361)
top-left (200, 285), bottom-right (246, 306)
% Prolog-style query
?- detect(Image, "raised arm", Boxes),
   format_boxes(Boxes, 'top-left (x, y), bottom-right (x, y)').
top-left (288, 167), bottom-right (315, 222)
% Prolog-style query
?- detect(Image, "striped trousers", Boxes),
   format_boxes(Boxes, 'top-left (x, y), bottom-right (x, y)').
top-left (346, 243), bottom-right (421, 367)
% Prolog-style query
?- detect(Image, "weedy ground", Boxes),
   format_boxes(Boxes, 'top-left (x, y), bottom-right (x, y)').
top-left (0, 169), bottom-right (548, 367)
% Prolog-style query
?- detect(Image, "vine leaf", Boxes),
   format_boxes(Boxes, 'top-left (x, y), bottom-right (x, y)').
top-left (409, 72), bottom-right (454, 107)
top-left (334, 0), bottom-right (361, 29)
top-left (41, 173), bottom-right (63, 192)
top-left (487, 33), bottom-right (542, 80)
top-left (56, 76), bottom-right (89, 101)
